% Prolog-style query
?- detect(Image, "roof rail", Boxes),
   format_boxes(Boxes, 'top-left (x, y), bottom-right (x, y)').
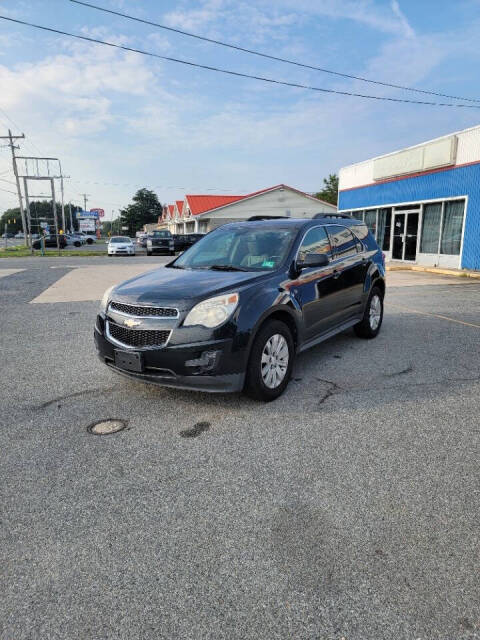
top-left (247, 215), bottom-right (288, 221)
top-left (313, 212), bottom-right (351, 219)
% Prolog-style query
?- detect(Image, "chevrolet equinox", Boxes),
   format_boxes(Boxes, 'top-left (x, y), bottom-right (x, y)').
top-left (95, 216), bottom-right (385, 401)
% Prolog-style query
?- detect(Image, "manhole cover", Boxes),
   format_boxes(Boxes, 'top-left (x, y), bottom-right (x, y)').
top-left (88, 419), bottom-right (127, 435)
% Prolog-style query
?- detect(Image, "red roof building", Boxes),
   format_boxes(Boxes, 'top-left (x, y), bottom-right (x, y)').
top-left (163, 184), bottom-right (336, 234)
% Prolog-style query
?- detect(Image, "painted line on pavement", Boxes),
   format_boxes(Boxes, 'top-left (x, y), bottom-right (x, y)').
top-left (0, 268), bottom-right (25, 279)
top-left (389, 303), bottom-right (480, 329)
top-left (31, 264), bottom-right (160, 303)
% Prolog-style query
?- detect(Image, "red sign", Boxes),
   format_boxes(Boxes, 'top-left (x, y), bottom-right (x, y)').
top-left (90, 208), bottom-right (105, 218)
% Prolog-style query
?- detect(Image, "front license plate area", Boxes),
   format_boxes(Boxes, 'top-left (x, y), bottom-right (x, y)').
top-left (115, 349), bottom-right (144, 373)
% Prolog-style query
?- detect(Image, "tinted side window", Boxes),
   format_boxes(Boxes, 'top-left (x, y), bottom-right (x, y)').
top-left (327, 225), bottom-right (359, 258)
top-left (297, 226), bottom-right (332, 262)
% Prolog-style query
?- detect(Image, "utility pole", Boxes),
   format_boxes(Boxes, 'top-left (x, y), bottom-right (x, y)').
top-left (80, 193), bottom-right (89, 213)
top-left (0, 129), bottom-right (28, 246)
top-left (58, 161), bottom-right (69, 234)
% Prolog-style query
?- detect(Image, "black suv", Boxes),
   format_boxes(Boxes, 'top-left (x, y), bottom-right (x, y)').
top-left (173, 233), bottom-right (205, 252)
top-left (146, 230), bottom-right (174, 256)
top-left (95, 217), bottom-right (385, 401)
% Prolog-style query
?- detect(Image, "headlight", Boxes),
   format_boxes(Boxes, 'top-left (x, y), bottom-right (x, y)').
top-left (184, 292), bottom-right (239, 328)
top-left (100, 285), bottom-right (114, 312)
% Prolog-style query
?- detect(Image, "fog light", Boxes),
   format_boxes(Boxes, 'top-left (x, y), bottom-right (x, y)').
top-left (185, 350), bottom-right (221, 373)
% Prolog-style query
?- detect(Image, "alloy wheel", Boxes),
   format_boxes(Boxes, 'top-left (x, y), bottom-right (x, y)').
top-left (369, 294), bottom-right (382, 330)
top-left (261, 333), bottom-right (289, 389)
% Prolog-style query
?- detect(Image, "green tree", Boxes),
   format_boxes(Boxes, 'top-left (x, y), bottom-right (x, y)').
top-left (119, 188), bottom-right (163, 236)
top-left (101, 218), bottom-right (122, 236)
top-left (1, 207), bottom-right (22, 234)
top-left (315, 174), bottom-right (339, 206)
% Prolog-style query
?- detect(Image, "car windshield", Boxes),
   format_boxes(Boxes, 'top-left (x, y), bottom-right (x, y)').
top-left (150, 231), bottom-right (171, 238)
top-left (172, 226), bottom-right (297, 271)
top-left (110, 236), bottom-right (131, 243)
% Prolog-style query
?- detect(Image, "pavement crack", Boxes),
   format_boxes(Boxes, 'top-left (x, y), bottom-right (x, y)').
top-left (315, 377), bottom-right (343, 406)
top-left (37, 385), bottom-right (121, 409)
top-left (385, 366), bottom-right (413, 378)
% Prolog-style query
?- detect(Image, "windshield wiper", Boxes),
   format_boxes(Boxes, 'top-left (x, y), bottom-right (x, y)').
top-left (208, 264), bottom-right (250, 272)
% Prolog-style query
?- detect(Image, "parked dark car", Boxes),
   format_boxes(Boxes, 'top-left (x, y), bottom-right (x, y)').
top-left (33, 234), bottom-right (67, 249)
top-left (184, 233), bottom-right (205, 248)
top-left (172, 234), bottom-right (188, 252)
top-left (95, 216), bottom-right (385, 401)
top-left (2, 232), bottom-right (15, 238)
top-left (146, 230), bottom-right (174, 256)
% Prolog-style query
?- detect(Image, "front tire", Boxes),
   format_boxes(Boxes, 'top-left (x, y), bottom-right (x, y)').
top-left (354, 286), bottom-right (384, 339)
top-left (147, 249), bottom-right (152, 256)
top-left (86, 238), bottom-right (93, 245)
top-left (243, 319), bottom-right (294, 402)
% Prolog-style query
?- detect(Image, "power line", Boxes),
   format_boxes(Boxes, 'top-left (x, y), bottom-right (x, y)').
top-left (2, 14), bottom-right (480, 109)
top-left (70, 0), bottom-right (480, 105)
top-left (0, 185), bottom-right (18, 195)
top-left (0, 105), bottom-right (45, 157)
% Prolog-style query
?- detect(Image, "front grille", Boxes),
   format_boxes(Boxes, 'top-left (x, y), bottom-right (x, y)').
top-left (109, 302), bottom-right (178, 317)
top-left (108, 322), bottom-right (171, 348)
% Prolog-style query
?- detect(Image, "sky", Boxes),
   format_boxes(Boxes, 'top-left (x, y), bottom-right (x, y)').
top-left (1, 0), bottom-right (480, 219)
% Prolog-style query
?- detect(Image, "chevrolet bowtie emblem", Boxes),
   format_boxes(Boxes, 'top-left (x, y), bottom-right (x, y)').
top-left (124, 318), bottom-right (141, 328)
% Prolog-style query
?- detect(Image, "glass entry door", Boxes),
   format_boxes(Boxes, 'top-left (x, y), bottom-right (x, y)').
top-left (392, 211), bottom-right (419, 261)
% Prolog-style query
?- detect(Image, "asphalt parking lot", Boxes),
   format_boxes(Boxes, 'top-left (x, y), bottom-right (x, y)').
top-left (1, 258), bottom-right (479, 640)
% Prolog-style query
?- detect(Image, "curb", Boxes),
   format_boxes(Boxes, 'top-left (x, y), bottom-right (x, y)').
top-left (386, 264), bottom-right (480, 279)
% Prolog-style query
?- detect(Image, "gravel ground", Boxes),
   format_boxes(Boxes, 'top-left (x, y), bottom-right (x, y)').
top-left (1, 260), bottom-right (479, 640)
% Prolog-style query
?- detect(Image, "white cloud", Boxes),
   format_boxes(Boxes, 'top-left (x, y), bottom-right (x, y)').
top-left (164, 0), bottom-right (416, 40)
top-left (1, 2), bottom-right (480, 212)
top-left (390, 0), bottom-right (415, 39)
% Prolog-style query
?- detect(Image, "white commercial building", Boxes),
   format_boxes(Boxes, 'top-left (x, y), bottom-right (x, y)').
top-left (159, 184), bottom-right (337, 234)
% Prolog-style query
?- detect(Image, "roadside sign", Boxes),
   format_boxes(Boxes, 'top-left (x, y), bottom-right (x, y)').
top-left (79, 219), bottom-right (96, 232)
top-left (90, 208), bottom-right (105, 218)
top-left (78, 210), bottom-right (99, 219)
top-left (121, 226), bottom-right (128, 231)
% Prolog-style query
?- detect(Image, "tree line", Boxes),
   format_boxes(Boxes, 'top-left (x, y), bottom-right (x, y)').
top-left (0, 201), bottom-right (83, 234)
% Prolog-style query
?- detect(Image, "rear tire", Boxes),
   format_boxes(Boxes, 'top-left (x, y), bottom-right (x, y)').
top-left (354, 286), bottom-right (384, 339)
top-left (243, 319), bottom-right (294, 402)
top-left (86, 238), bottom-right (93, 245)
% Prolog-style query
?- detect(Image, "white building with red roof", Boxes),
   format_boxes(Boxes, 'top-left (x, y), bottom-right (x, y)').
top-left (158, 184), bottom-right (336, 234)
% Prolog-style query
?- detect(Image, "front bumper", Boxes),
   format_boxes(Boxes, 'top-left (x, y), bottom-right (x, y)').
top-left (94, 316), bottom-right (245, 393)
top-left (148, 244), bottom-right (174, 254)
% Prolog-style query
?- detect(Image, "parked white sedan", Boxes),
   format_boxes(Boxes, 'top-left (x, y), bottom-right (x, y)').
top-left (108, 236), bottom-right (135, 256)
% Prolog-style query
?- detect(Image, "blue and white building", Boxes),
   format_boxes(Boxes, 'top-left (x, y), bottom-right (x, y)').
top-left (338, 124), bottom-right (480, 270)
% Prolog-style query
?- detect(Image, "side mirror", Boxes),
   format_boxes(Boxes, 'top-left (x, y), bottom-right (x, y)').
top-left (298, 253), bottom-right (329, 269)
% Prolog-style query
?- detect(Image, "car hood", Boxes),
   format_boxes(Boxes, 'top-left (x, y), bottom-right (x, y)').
top-left (111, 266), bottom-right (268, 309)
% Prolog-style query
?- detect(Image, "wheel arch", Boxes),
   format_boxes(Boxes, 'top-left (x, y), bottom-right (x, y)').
top-left (247, 304), bottom-right (300, 354)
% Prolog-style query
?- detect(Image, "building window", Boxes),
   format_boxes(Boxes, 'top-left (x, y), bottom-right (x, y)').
top-left (351, 211), bottom-right (364, 221)
top-left (420, 202), bottom-right (442, 253)
top-left (364, 209), bottom-right (377, 237)
top-left (441, 200), bottom-right (464, 255)
top-left (377, 208), bottom-right (391, 251)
